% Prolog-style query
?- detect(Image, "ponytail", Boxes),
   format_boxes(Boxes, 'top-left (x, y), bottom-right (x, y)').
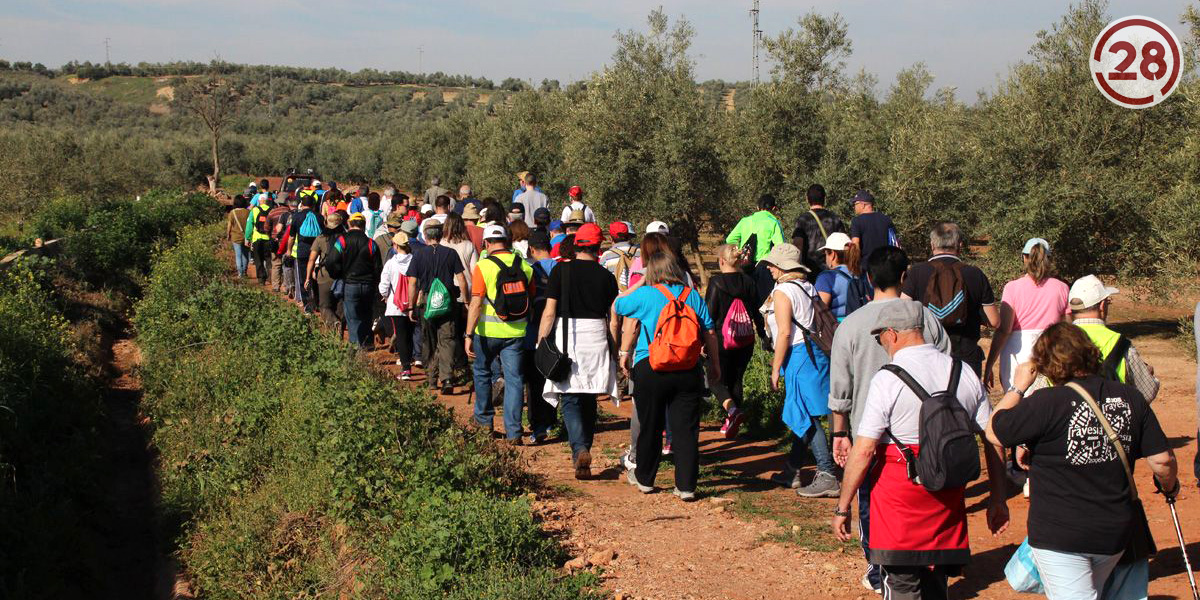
top-left (843, 242), bottom-right (862, 276)
top-left (1026, 244), bottom-right (1053, 285)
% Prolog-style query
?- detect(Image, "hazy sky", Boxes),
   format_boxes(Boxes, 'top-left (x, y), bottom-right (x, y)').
top-left (0, 1), bottom-right (1190, 99)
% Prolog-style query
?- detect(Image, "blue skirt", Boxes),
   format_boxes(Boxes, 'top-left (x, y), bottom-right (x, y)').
top-left (780, 342), bottom-right (830, 439)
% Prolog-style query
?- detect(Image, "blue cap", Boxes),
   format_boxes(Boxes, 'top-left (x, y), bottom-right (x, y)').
top-left (549, 219), bottom-right (564, 230)
top-left (1022, 237), bottom-right (1050, 255)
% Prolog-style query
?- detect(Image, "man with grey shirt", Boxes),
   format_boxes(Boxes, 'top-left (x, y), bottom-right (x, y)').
top-left (424, 176), bottom-right (447, 206)
top-left (828, 246), bottom-right (949, 594)
top-left (515, 173), bottom-right (549, 228)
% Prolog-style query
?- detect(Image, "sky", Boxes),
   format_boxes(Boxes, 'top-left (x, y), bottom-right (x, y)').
top-left (0, 0), bottom-right (1190, 99)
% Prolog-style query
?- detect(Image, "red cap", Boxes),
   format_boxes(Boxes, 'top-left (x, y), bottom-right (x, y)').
top-left (568, 185), bottom-right (582, 198)
top-left (575, 223), bottom-right (603, 247)
top-left (608, 221), bottom-right (631, 237)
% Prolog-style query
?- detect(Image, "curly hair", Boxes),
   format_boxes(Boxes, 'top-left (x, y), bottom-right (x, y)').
top-left (1031, 322), bottom-right (1101, 384)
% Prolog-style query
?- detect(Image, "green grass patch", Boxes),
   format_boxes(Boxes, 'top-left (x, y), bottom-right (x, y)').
top-left (78, 75), bottom-right (160, 105)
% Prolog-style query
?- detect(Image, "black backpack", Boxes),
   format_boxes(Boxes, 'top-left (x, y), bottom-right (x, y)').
top-left (253, 206), bottom-right (272, 236)
top-left (832, 269), bottom-right (871, 315)
top-left (1100, 335), bottom-right (1132, 383)
top-left (487, 254), bottom-right (531, 321)
top-left (880, 359), bottom-right (981, 492)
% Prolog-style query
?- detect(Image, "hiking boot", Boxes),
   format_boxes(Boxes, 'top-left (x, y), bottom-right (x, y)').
top-left (672, 487), bottom-right (697, 502)
top-left (720, 408), bottom-right (746, 439)
top-left (770, 469), bottom-right (803, 489)
top-left (573, 450), bottom-right (592, 480)
top-left (797, 471), bottom-right (840, 498)
top-left (626, 469), bottom-right (653, 493)
top-left (621, 450), bottom-right (637, 471)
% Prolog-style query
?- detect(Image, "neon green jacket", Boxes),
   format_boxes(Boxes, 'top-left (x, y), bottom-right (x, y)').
top-left (726, 210), bottom-right (784, 262)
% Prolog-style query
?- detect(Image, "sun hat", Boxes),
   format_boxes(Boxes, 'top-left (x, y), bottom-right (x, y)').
top-left (516, 170), bottom-right (529, 181)
top-left (575, 223), bottom-right (603, 247)
top-left (1022, 238), bottom-right (1050, 255)
top-left (760, 243), bottom-right (808, 272)
top-left (819, 231), bottom-right (852, 252)
top-left (483, 224), bottom-right (509, 240)
top-left (608, 221), bottom-right (632, 237)
top-left (461, 203), bottom-right (481, 220)
top-left (645, 220), bottom-right (669, 234)
top-left (386, 214), bottom-right (405, 228)
top-left (325, 212), bottom-right (344, 228)
top-left (1068, 274), bottom-right (1119, 311)
top-left (870, 300), bottom-right (925, 335)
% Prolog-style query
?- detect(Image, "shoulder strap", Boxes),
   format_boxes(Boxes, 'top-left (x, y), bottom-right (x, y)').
top-left (880, 364), bottom-right (932, 401)
top-left (1102, 335), bottom-right (1132, 376)
top-left (1065, 381), bottom-right (1138, 501)
top-left (946, 359), bottom-right (963, 396)
top-left (808, 210), bottom-right (830, 240)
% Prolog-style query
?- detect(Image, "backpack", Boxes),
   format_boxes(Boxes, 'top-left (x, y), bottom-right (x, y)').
top-left (486, 254), bottom-right (531, 321)
top-left (831, 269), bottom-right (871, 316)
top-left (613, 246), bottom-right (636, 292)
top-left (721, 297), bottom-right (755, 350)
top-left (880, 360), bottom-right (981, 492)
top-left (391, 271), bottom-right (411, 312)
top-left (923, 259), bottom-right (967, 327)
top-left (365, 209), bottom-right (385, 238)
top-left (785, 281), bottom-right (838, 359)
top-left (331, 234), bottom-right (377, 279)
top-left (253, 206), bottom-right (271, 236)
top-left (1100, 335), bottom-right (1132, 383)
top-left (423, 277), bottom-right (451, 319)
top-left (648, 285), bottom-right (703, 371)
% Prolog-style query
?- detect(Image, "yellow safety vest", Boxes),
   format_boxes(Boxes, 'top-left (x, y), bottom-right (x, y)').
top-left (474, 251), bottom-right (533, 339)
top-left (1077, 322), bottom-right (1127, 383)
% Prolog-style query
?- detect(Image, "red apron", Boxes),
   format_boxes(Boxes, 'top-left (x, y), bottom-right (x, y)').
top-left (868, 444), bottom-right (970, 566)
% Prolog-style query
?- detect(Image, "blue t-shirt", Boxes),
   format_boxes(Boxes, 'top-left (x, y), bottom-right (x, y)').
top-left (614, 284), bottom-right (714, 365)
top-left (453, 198), bottom-right (481, 215)
top-left (814, 266), bottom-right (873, 319)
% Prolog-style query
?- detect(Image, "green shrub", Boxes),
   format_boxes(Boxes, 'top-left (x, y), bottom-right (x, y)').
top-left (1177, 314), bottom-right (1197, 363)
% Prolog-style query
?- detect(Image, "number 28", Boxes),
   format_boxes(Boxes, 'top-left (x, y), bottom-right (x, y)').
top-left (1108, 41), bottom-right (1168, 81)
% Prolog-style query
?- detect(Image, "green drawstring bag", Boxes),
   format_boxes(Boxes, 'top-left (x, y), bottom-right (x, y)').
top-left (423, 277), bottom-right (451, 319)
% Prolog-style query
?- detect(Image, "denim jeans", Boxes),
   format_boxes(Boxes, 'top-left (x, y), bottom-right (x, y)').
top-left (787, 417), bottom-right (836, 474)
top-left (472, 336), bottom-right (525, 439)
top-left (342, 282), bottom-right (374, 347)
top-left (231, 242), bottom-right (250, 277)
top-left (1030, 547), bottom-right (1123, 600)
top-left (560, 393), bottom-right (597, 457)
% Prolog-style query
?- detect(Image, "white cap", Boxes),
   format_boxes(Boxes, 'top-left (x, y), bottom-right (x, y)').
top-left (645, 220), bottom-right (669, 234)
top-left (1068, 274), bottom-right (1118, 311)
top-left (483, 224), bottom-right (508, 240)
top-left (819, 231), bottom-right (852, 252)
top-left (420, 203), bottom-right (434, 214)
top-left (311, 179), bottom-right (321, 186)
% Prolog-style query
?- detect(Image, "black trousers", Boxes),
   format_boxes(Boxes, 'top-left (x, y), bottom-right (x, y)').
top-left (252, 240), bottom-right (273, 284)
top-left (522, 350), bottom-right (557, 437)
top-left (382, 315), bottom-right (415, 369)
top-left (948, 334), bottom-right (984, 377)
top-left (631, 360), bottom-right (704, 493)
top-left (880, 565), bottom-right (950, 600)
top-left (711, 344), bottom-right (754, 407)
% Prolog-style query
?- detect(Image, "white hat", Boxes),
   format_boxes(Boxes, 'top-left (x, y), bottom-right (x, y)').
top-left (311, 179), bottom-right (321, 187)
top-left (645, 220), bottom-right (669, 234)
top-left (1068, 274), bottom-right (1118, 311)
top-left (420, 203), bottom-right (434, 214)
top-left (819, 231), bottom-right (852, 252)
top-left (483, 224), bottom-right (508, 240)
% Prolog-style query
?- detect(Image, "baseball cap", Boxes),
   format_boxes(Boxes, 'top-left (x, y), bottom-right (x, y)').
top-left (399, 220), bottom-right (419, 235)
top-left (851, 190), bottom-right (875, 204)
top-left (311, 179), bottom-right (321, 187)
top-left (509, 202), bottom-right (526, 216)
top-left (533, 207), bottom-right (551, 223)
top-left (760, 243), bottom-right (807, 272)
top-left (608, 221), bottom-right (632, 237)
top-left (348, 213), bottom-right (366, 224)
top-left (483, 224), bottom-right (509, 240)
top-left (645, 220), bottom-right (669, 234)
top-left (575, 223), bottom-right (603, 247)
top-left (870, 300), bottom-right (925, 335)
top-left (1022, 237), bottom-right (1050, 255)
top-left (819, 231), bottom-right (852, 252)
top-left (386, 214), bottom-right (405, 228)
top-left (569, 185), bottom-right (582, 198)
top-left (549, 219), bottom-right (564, 231)
top-left (420, 203), bottom-right (434, 214)
top-left (1068, 275), bottom-right (1118, 311)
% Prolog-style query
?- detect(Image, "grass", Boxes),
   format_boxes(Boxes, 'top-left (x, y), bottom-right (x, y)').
top-left (1175, 314), bottom-right (1197, 362)
top-left (78, 75), bottom-right (160, 105)
top-left (725, 490), bottom-right (859, 554)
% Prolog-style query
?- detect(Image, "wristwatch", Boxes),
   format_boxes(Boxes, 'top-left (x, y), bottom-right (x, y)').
top-left (831, 431), bottom-right (849, 439)
top-left (1005, 385), bottom-right (1027, 397)
top-left (833, 507), bottom-right (851, 517)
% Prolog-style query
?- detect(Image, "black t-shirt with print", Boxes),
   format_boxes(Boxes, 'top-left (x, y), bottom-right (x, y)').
top-left (547, 259), bottom-right (618, 320)
top-left (991, 376), bottom-right (1169, 555)
top-left (902, 255), bottom-right (996, 341)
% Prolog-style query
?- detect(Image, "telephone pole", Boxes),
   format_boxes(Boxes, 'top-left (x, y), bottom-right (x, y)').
top-left (750, 0), bottom-right (761, 87)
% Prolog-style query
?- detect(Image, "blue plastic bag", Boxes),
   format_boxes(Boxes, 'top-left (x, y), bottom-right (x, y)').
top-left (1005, 538), bottom-right (1044, 594)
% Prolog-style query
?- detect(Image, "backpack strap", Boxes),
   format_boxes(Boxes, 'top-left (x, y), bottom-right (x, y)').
top-left (1101, 335), bottom-right (1131, 380)
top-left (808, 210), bottom-right (830, 240)
top-left (880, 363), bottom-right (933, 402)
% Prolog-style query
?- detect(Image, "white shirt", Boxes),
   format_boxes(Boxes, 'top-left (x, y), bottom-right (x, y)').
top-left (379, 196), bottom-right (394, 218)
top-left (378, 252), bottom-right (413, 316)
top-left (762, 279), bottom-right (816, 345)
top-left (560, 201), bottom-right (596, 224)
top-left (516, 189), bottom-right (549, 227)
top-left (857, 344), bottom-right (991, 445)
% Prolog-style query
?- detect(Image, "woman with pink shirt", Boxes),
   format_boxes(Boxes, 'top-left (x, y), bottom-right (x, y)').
top-left (984, 238), bottom-right (1070, 390)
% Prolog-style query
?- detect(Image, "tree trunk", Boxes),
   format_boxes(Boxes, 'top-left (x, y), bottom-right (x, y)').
top-left (208, 129), bottom-right (221, 194)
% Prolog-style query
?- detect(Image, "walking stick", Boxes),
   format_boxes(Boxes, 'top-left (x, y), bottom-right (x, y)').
top-left (1159, 480), bottom-right (1200, 600)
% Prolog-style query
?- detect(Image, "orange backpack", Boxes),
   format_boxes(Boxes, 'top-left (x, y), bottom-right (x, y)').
top-left (648, 285), bottom-right (703, 371)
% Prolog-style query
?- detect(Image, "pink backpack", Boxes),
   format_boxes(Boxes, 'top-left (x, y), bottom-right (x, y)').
top-left (721, 297), bottom-right (755, 349)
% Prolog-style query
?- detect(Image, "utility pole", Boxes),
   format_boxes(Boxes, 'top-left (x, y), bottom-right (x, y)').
top-left (750, 0), bottom-right (761, 87)
top-left (104, 37), bottom-right (111, 65)
top-left (418, 45), bottom-right (424, 73)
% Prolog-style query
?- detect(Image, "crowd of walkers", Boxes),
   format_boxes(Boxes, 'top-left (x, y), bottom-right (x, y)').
top-left (226, 175), bottom-right (1191, 600)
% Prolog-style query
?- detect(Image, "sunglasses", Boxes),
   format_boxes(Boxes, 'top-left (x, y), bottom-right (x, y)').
top-left (873, 328), bottom-right (894, 346)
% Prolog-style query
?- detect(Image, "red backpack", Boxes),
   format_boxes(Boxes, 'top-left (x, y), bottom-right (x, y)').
top-left (648, 285), bottom-right (702, 371)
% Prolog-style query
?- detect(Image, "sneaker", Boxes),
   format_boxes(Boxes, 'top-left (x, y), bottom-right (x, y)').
top-left (672, 487), bottom-right (697, 502)
top-left (626, 469), bottom-right (653, 493)
top-left (574, 450), bottom-right (592, 480)
top-left (661, 441), bottom-right (672, 456)
top-left (621, 450), bottom-right (637, 471)
top-left (399, 370), bottom-right (412, 381)
top-left (770, 469), bottom-right (802, 489)
top-left (529, 433), bottom-right (547, 446)
top-left (720, 408), bottom-right (746, 439)
top-left (413, 359), bottom-right (424, 368)
top-left (797, 471), bottom-right (840, 498)
top-left (861, 572), bottom-right (882, 594)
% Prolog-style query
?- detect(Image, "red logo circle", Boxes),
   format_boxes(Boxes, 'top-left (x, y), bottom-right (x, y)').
top-left (1090, 16), bottom-right (1183, 109)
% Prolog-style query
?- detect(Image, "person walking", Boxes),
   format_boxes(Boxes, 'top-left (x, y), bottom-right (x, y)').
top-left (515, 174), bottom-right (549, 228)
top-left (558, 186), bottom-right (596, 224)
top-left (305, 212), bottom-right (346, 330)
top-left (983, 238), bottom-right (1069, 391)
top-left (902, 222), bottom-right (1000, 376)
top-left (465, 224), bottom-right (535, 443)
top-left (600, 221), bottom-right (638, 290)
top-left (615, 253), bottom-right (722, 502)
top-left (461, 203), bottom-right (486, 252)
top-left (424, 176), bottom-right (447, 206)
top-left (226, 195), bottom-right (251, 278)
top-left (847, 190), bottom-right (899, 262)
top-left (759, 244), bottom-right (839, 498)
top-left (453, 184), bottom-right (479, 214)
top-left (814, 232), bottom-right (871, 321)
top-left (444, 212), bottom-right (479, 375)
top-left (325, 214), bottom-right (383, 348)
top-left (833, 300), bottom-right (1010, 600)
top-left (406, 222), bottom-right (468, 392)
top-left (379, 233), bottom-right (416, 379)
top-left (291, 196), bottom-right (323, 312)
top-left (1061, 275), bottom-right (1160, 402)
top-left (704, 244), bottom-right (765, 439)
top-left (538, 223), bottom-right (619, 479)
top-left (987, 323), bottom-right (1178, 600)
top-left (726, 194), bottom-right (786, 304)
top-left (792, 184), bottom-right (847, 275)
top-left (244, 192), bottom-right (275, 285)
top-left (268, 197), bottom-right (295, 296)
top-left (524, 232), bottom-right (559, 445)
top-left (828, 246), bottom-right (951, 593)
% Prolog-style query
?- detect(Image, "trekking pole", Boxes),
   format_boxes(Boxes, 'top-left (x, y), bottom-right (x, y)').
top-left (1158, 479), bottom-right (1199, 600)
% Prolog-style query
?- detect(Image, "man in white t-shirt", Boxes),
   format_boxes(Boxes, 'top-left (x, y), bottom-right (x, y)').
top-left (559, 185), bottom-right (596, 223)
top-left (515, 173), bottom-right (549, 228)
